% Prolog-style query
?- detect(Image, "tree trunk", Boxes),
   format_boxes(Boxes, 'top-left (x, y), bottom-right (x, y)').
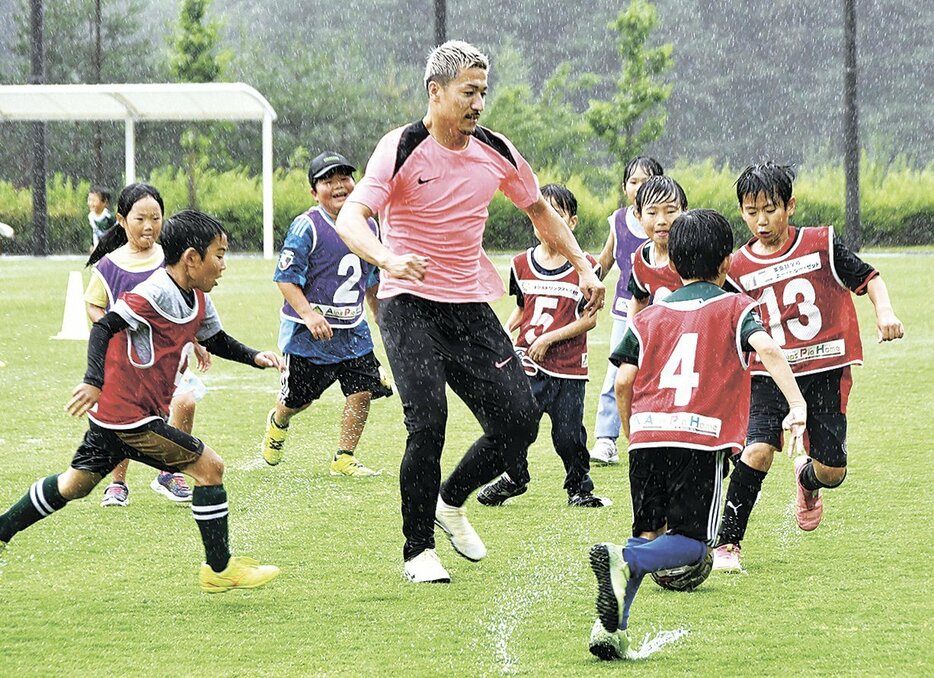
top-left (187, 151), bottom-right (198, 210)
top-left (843, 0), bottom-right (861, 251)
top-left (30, 0), bottom-right (47, 255)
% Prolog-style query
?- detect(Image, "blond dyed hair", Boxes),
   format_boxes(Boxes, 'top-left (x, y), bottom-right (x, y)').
top-left (423, 40), bottom-right (489, 92)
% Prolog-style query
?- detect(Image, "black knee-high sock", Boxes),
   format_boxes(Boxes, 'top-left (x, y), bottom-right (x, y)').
top-left (801, 461), bottom-right (846, 491)
top-left (191, 485), bottom-right (230, 572)
top-left (717, 460), bottom-right (768, 547)
top-left (0, 475), bottom-right (69, 543)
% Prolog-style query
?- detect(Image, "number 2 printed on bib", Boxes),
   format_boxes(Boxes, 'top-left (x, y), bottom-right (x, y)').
top-left (333, 253), bottom-right (363, 304)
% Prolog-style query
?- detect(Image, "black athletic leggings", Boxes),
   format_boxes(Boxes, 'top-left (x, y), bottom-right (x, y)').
top-left (380, 294), bottom-right (539, 561)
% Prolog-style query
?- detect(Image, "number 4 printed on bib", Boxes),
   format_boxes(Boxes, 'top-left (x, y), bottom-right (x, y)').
top-left (659, 333), bottom-right (700, 406)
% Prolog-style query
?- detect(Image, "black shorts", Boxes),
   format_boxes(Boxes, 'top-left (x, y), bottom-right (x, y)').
top-left (279, 351), bottom-right (390, 409)
top-left (628, 447), bottom-right (726, 546)
top-left (747, 366), bottom-right (852, 468)
top-left (72, 419), bottom-right (205, 476)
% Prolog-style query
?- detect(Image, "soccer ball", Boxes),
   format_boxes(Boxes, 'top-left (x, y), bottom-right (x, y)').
top-left (650, 550), bottom-right (713, 592)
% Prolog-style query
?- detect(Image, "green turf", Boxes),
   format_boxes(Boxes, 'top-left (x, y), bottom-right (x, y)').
top-left (0, 254), bottom-right (931, 676)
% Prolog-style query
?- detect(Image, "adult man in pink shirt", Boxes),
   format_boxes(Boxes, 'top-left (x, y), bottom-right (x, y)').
top-left (336, 40), bottom-right (605, 584)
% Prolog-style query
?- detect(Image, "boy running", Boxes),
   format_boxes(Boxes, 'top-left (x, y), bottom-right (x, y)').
top-left (591, 157), bottom-right (664, 465)
top-left (713, 163), bottom-right (904, 572)
top-left (0, 210), bottom-right (282, 592)
top-left (261, 150), bottom-right (391, 475)
top-left (626, 176), bottom-right (689, 314)
top-left (587, 209), bottom-right (806, 660)
top-left (477, 184), bottom-right (609, 508)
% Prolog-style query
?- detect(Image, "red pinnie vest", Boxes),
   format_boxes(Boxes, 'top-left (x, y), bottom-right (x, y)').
top-left (729, 226), bottom-right (863, 376)
top-left (89, 289), bottom-right (207, 428)
top-left (512, 250), bottom-right (597, 379)
top-left (630, 240), bottom-right (683, 302)
top-left (629, 292), bottom-right (757, 453)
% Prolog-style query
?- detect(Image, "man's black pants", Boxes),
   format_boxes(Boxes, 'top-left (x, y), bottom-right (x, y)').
top-left (381, 294), bottom-right (539, 561)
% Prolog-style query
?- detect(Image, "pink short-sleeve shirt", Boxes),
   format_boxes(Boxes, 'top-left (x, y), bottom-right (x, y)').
top-left (348, 121), bottom-right (541, 303)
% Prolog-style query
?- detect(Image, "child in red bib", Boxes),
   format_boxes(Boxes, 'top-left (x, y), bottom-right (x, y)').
top-left (587, 209), bottom-right (806, 660)
top-left (477, 184), bottom-right (609, 508)
top-left (713, 163), bottom-right (905, 573)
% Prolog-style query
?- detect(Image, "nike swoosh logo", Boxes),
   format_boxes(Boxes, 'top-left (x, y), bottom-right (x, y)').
top-left (417, 177), bottom-right (438, 184)
top-left (495, 356), bottom-right (513, 369)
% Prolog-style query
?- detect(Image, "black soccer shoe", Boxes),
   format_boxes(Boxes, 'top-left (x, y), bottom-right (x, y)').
top-left (568, 492), bottom-right (611, 508)
top-left (477, 475), bottom-right (528, 506)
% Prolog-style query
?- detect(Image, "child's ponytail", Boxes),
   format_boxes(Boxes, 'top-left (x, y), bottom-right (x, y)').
top-left (86, 226), bottom-right (127, 267)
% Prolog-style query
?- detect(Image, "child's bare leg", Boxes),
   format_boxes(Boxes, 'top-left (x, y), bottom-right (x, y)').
top-left (810, 458), bottom-right (846, 487)
top-left (59, 468), bottom-right (105, 500)
top-left (169, 392), bottom-right (198, 434)
top-left (151, 393), bottom-right (199, 501)
top-left (338, 391), bottom-right (372, 452)
top-left (272, 400), bottom-right (310, 429)
top-left (110, 458), bottom-right (129, 484)
top-left (741, 442), bottom-right (776, 473)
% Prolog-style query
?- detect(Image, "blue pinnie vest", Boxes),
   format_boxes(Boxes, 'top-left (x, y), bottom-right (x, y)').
top-left (95, 254), bottom-right (164, 310)
top-left (610, 206), bottom-right (646, 320)
top-left (280, 207), bottom-right (378, 329)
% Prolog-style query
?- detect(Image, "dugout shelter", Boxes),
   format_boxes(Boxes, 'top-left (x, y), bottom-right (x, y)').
top-left (0, 83), bottom-right (278, 259)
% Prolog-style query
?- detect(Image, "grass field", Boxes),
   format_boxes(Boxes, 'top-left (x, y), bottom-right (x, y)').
top-left (0, 253), bottom-right (931, 676)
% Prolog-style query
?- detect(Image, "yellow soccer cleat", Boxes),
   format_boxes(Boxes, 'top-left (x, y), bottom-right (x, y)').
top-left (262, 408), bottom-right (289, 466)
top-left (330, 453), bottom-right (381, 477)
top-left (199, 556), bottom-right (280, 593)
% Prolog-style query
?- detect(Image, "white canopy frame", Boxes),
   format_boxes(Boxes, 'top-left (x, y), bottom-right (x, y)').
top-left (0, 82), bottom-right (278, 258)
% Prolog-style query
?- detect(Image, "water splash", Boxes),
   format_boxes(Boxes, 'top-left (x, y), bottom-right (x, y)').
top-left (476, 519), bottom-right (576, 674)
top-left (235, 457), bottom-right (269, 471)
top-left (628, 627), bottom-right (690, 659)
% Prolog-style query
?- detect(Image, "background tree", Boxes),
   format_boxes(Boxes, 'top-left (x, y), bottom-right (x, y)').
top-left (585, 0), bottom-right (672, 203)
top-left (169, 0), bottom-right (229, 208)
top-left (484, 58), bottom-right (600, 182)
top-left (2, 0), bottom-right (157, 192)
top-left (0, 0), bottom-right (930, 188)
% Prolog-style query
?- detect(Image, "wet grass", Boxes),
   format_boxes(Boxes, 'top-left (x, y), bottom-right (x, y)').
top-left (0, 253), bottom-right (931, 676)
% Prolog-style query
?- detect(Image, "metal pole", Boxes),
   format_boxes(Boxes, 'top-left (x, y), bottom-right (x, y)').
top-left (125, 118), bottom-right (136, 185)
top-left (434, 0), bottom-right (446, 45)
top-left (262, 113), bottom-right (274, 260)
top-left (843, 0), bottom-right (861, 251)
top-left (30, 0), bottom-right (48, 255)
top-left (93, 0), bottom-right (104, 184)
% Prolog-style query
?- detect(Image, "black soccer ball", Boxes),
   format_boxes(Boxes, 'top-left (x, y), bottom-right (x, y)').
top-left (650, 550), bottom-right (713, 592)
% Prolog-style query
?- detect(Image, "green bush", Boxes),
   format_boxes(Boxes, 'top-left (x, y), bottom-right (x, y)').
top-left (2, 158), bottom-right (932, 256)
top-left (671, 157), bottom-right (934, 247)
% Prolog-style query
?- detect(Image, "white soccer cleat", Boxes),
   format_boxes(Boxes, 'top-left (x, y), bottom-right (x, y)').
top-left (435, 496), bottom-right (487, 561)
top-left (403, 549), bottom-right (451, 584)
top-left (589, 437), bottom-right (620, 465)
top-left (589, 618), bottom-right (631, 661)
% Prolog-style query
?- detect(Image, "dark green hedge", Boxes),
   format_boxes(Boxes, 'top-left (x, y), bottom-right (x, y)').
top-left (2, 158), bottom-right (931, 255)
